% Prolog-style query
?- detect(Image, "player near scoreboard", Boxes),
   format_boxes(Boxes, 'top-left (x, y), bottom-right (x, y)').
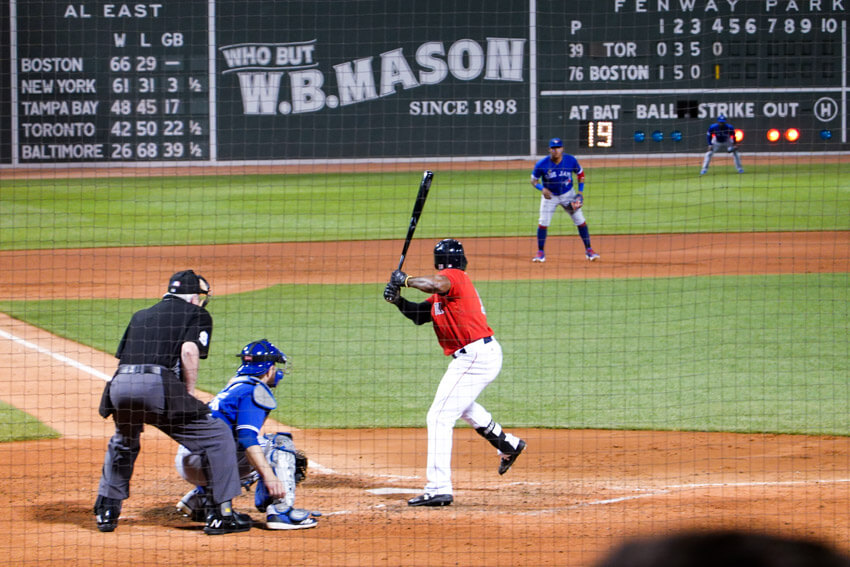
top-left (530, 137), bottom-right (599, 262)
top-left (700, 114), bottom-right (744, 175)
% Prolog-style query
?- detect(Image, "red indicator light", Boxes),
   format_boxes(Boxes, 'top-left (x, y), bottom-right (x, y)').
top-left (734, 129), bottom-right (744, 143)
top-left (767, 129), bottom-right (781, 142)
top-left (785, 128), bottom-right (800, 142)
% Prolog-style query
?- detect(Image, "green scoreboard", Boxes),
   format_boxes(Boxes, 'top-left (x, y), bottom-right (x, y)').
top-left (6, 1), bottom-right (209, 164)
top-left (535, 1), bottom-right (848, 154)
top-left (1, 1), bottom-right (846, 164)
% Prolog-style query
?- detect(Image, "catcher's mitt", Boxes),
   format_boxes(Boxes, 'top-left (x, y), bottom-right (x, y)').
top-left (295, 449), bottom-right (308, 484)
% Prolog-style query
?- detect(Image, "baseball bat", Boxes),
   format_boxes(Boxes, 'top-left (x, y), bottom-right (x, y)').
top-left (397, 170), bottom-right (433, 271)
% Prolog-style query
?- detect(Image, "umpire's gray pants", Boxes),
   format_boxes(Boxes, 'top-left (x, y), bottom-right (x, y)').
top-left (97, 372), bottom-right (241, 505)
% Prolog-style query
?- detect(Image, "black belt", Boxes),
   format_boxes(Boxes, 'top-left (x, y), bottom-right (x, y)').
top-left (453, 336), bottom-right (493, 358)
top-left (116, 364), bottom-right (166, 375)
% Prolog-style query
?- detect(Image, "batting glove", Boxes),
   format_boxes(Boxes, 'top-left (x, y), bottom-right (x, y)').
top-left (383, 283), bottom-right (400, 303)
top-left (390, 270), bottom-right (409, 287)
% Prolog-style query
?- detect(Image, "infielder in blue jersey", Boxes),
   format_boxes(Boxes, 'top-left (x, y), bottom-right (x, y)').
top-left (530, 137), bottom-right (599, 262)
top-left (700, 114), bottom-right (744, 175)
top-left (175, 339), bottom-right (318, 531)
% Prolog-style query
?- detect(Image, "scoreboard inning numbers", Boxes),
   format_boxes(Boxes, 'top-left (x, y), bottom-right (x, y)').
top-left (536, 1), bottom-right (848, 153)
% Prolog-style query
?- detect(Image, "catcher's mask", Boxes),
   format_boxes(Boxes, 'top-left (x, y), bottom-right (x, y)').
top-left (197, 276), bottom-right (211, 308)
top-left (434, 238), bottom-right (467, 271)
top-left (236, 339), bottom-right (289, 386)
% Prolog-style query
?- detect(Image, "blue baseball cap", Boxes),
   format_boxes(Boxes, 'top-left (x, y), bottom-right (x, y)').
top-left (549, 138), bottom-right (563, 148)
top-left (717, 114), bottom-right (727, 122)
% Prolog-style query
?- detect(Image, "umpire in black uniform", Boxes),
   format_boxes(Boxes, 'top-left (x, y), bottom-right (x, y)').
top-left (94, 270), bottom-right (250, 535)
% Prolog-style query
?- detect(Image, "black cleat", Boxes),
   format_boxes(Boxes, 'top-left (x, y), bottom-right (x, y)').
top-left (407, 493), bottom-right (453, 507)
top-left (93, 496), bottom-right (122, 533)
top-left (95, 508), bottom-right (119, 532)
top-left (498, 439), bottom-right (526, 475)
top-left (203, 510), bottom-right (252, 535)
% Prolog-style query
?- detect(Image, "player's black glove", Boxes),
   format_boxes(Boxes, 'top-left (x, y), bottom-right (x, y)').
top-left (383, 283), bottom-right (400, 303)
top-left (294, 449), bottom-right (308, 484)
top-left (390, 269), bottom-right (408, 287)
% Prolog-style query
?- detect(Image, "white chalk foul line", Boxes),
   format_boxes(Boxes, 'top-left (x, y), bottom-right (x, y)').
top-left (366, 487), bottom-right (421, 495)
top-left (0, 327), bottom-right (352, 476)
top-left (518, 478), bottom-right (850, 516)
top-left (308, 461), bottom-right (338, 475)
top-left (667, 479), bottom-right (850, 489)
top-left (0, 328), bottom-right (113, 381)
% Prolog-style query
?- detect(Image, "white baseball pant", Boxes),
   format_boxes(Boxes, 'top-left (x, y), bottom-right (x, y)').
top-left (424, 336), bottom-right (503, 496)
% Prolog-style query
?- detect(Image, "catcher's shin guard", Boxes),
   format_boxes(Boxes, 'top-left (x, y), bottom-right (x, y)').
top-left (258, 432), bottom-right (298, 511)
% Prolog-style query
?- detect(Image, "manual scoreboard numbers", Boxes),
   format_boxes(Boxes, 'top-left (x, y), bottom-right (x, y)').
top-left (537, 1), bottom-right (848, 153)
top-left (14, 1), bottom-right (209, 163)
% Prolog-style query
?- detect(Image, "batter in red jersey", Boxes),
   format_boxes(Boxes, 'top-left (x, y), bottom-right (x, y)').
top-left (383, 239), bottom-right (526, 507)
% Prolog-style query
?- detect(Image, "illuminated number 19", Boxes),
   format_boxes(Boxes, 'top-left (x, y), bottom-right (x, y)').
top-left (587, 121), bottom-right (614, 148)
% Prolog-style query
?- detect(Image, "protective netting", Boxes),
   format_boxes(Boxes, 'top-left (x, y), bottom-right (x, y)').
top-left (0, 1), bottom-right (848, 564)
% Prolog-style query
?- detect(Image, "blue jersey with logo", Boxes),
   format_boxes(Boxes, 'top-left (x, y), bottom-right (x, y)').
top-left (531, 155), bottom-right (583, 196)
top-left (706, 121), bottom-right (736, 144)
top-left (208, 376), bottom-right (275, 449)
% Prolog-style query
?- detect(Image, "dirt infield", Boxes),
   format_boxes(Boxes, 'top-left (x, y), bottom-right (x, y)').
top-left (1, 231), bottom-right (849, 566)
top-left (3, 153), bottom-right (848, 180)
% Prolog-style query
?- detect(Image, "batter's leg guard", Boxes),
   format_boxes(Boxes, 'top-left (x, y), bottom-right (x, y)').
top-left (476, 421), bottom-right (526, 475)
top-left (476, 420), bottom-right (523, 456)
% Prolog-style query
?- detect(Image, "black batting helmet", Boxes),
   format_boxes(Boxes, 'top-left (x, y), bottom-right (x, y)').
top-left (434, 238), bottom-right (467, 271)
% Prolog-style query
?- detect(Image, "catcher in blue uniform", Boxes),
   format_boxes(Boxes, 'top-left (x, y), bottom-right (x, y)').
top-left (700, 114), bottom-right (744, 175)
top-left (175, 339), bottom-right (318, 530)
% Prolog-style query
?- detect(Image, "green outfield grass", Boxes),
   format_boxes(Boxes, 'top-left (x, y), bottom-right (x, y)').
top-left (1, 163), bottom-right (848, 250)
top-left (1, 273), bottom-right (847, 435)
top-left (0, 401), bottom-right (60, 442)
top-left (1, 162), bottom-right (846, 441)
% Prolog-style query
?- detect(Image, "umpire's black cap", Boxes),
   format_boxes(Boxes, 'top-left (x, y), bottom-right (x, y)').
top-left (167, 270), bottom-right (208, 294)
